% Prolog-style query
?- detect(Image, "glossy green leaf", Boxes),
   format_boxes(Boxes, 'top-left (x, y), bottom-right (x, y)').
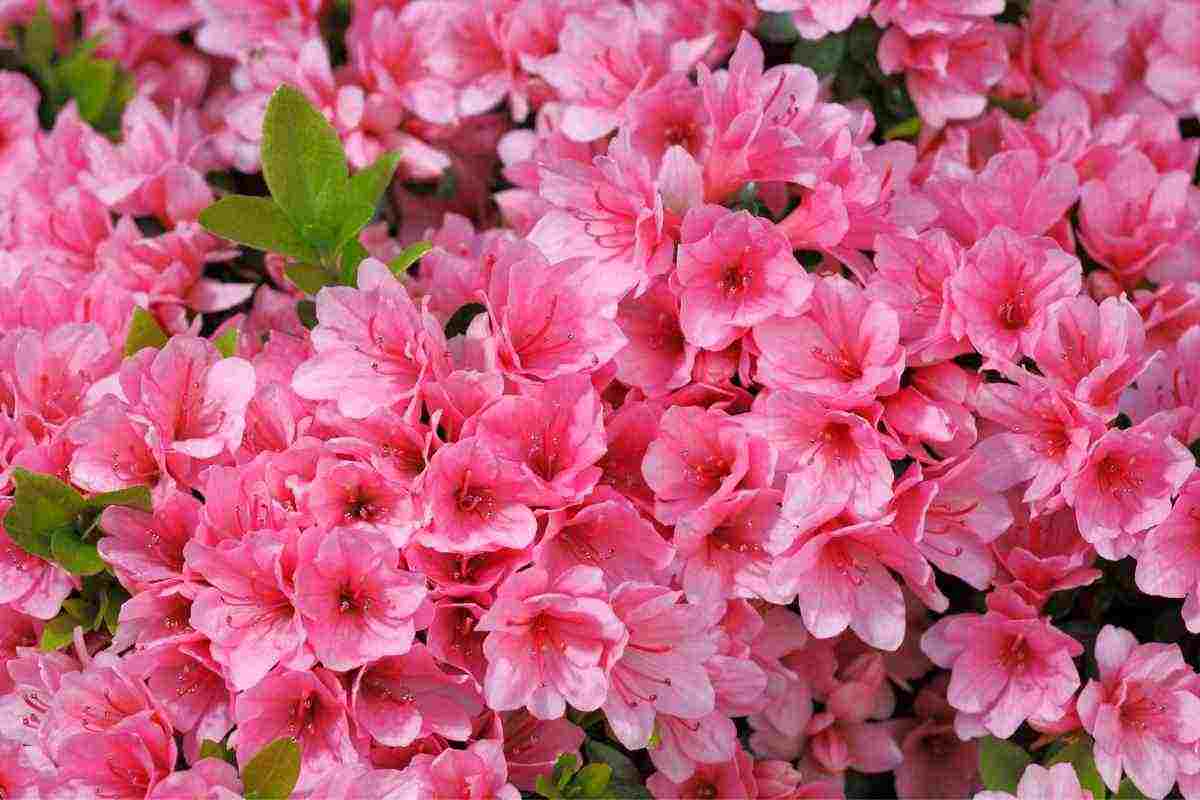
top-left (347, 151), bottom-right (401, 210)
top-left (214, 327), bottom-right (239, 358)
top-left (39, 613), bottom-right (78, 652)
top-left (4, 469), bottom-right (86, 559)
top-left (242, 737), bottom-right (302, 800)
top-left (199, 738), bottom-right (236, 765)
top-left (584, 740), bottom-right (639, 783)
top-left (573, 763), bottom-right (612, 798)
top-left (285, 263), bottom-right (335, 295)
top-left (88, 485), bottom-right (153, 513)
top-left (553, 753), bottom-right (580, 789)
top-left (23, 2), bottom-right (56, 76)
top-left (124, 307), bottom-right (169, 356)
top-left (198, 195), bottom-right (319, 262)
top-left (261, 85), bottom-right (348, 241)
top-left (388, 241), bottom-right (432, 277)
top-left (58, 54), bottom-right (115, 122)
top-left (607, 780), bottom-right (653, 799)
top-left (51, 527), bottom-right (106, 575)
top-left (1116, 777), bottom-right (1149, 799)
top-left (792, 32), bottom-right (846, 76)
top-left (339, 238), bottom-right (370, 286)
top-left (980, 736), bottom-right (1032, 795)
top-left (884, 116), bottom-right (922, 141)
top-left (1045, 736), bottom-right (1106, 800)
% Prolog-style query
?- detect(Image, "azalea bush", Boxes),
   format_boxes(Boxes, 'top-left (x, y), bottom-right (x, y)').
top-left (1, 0), bottom-right (1199, 799)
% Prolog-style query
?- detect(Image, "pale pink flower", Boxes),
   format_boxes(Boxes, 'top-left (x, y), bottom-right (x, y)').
top-left (534, 489), bottom-right (674, 589)
top-left (674, 205), bottom-right (812, 350)
top-left (67, 396), bottom-right (162, 493)
top-left (883, 363), bottom-right (980, 462)
top-left (113, 582), bottom-right (201, 652)
top-left (921, 588), bottom-right (1082, 739)
top-left (0, 522), bottom-right (72, 620)
top-left (185, 532), bottom-right (310, 690)
top-left (872, 0), bottom-right (1005, 37)
top-left (1135, 472), bottom-right (1200, 633)
top-left (417, 437), bottom-right (549, 554)
top-left (649, 710), bottom-right (739, 783)
top-left (1033, 295), bottom-right (1150, 418)
top-left (3, 323), bottom-right (115, 431)
top-left (947, 227), bottom-right (1082, 361)
top-left (1062, 414), bottom-right (1194, 559)
top-left (878, 22), bottom-right (1010, 129)
top-left (613, 279), bottom-right (698, 396)
top-left (352, 644), bottom-right (484, 747)
top-left (478, 239), bottom-right (627, 382)
top-left (647, 744), bottom-right (757, 800)
top-left (755, 275), bottom-right (905, 409)
top-left (1145, 2), bottom-right (1200, 116)
top-left (195, 0), bottom-right (322, 59)
top-left (1023, 0), bottom-right (1130, 96)
top-left (403, 740), bottom-right (520, 800)
top-left (758, 0), bottom-right (869, 39)
top-left (603, 583), bottom-right (721, 749)
top-left (146, 758), bottom-right (242, 800)
top-left (43, 661), bottom-right (162, 758)
top-left (292, 259), bottom-right (448, 419)
top-left (975, 763), bottom-right (1093, 800)
top-left (1077, 625), bottom-right (1200, 799)
top-left (477, 566), bottom-right (627, 720)
top-left (234, 667), bottom-right (360, 792)
top-left (642, 404), bottom-right (775, 525)
top-left (98, 489), bottom-right (201, 590)
top-left (293, 527), bottom-right (426, 672)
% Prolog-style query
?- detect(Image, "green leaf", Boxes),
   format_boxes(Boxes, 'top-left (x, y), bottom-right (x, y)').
top-left (58, 54), bottom-right (116, 122)
top-left (23, 2), bottom-right (56, 77)
top-left (242, 737), bottom-right (302, 800)
top-left (214, 327), bottom-right (239, 358)
top-left (584, 740), bottom-right (639, 783)
top-left (573, 763), bottom-right (612, 798)
top-left (339, 238), bottom-right (370, 286)
top-left (1115, 777), bottom-right (1149, 799)
top-left (101, 585), bottom-right (124, 633)
top-left (285, 263), bottom-right (335, 295)
top-left (444, 302), bottom-right (486, 339)
top-left (607, 780), bottom-right (653, 799)
top-left (388, 241), bottom-right (432, 277)
top-left (88, 486), bottom-right (153, 513)
top-left (92, 67), bottom-right (135, 138)
top-left (260, 85), bottom-right (348, 245)
top-left (61, 596), bottom-right (99, 628)
top-left (124, 307), bottom-right (169, 356)
top-left (198, 196), bottom-right (319, 262)
top-left (347, 151), bottom-right (401, 210)
top-left (553, 753), bottom-right (580, 789)
top-left (757, 11), bottom-right (799, 43)
top-left (4, 468), bottom-right (86, 560)
top-left (51, 527), bottom-right (106, 575)
top-left (980, 736), bottom-right (1032, 795)
top-left (792, 33), bottom-right (847, 76)
top-left (332, 202), bottom-right (377, 254)
top-left (296, 300), bottom-right (318, 329)
top-left (1045, 737), bottom-right (1106, 800)
top-left (39, 613), bottom-right (78, 652)
top-left (199, 738), bottom-right (236, 765)
top-left (884, 116), bottom-right (922, 141)
top-left (535, 774), bottom-right (562, 799)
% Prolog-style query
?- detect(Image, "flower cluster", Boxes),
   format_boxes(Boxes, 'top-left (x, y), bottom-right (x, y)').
top-left (0, 1), bottom-right (1199, 799)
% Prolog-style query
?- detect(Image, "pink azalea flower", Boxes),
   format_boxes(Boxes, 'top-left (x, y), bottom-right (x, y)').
top-left (478, 239), bottom-right (627, 382)
top-left (613, 279), bottom-right (698, 396)
top-left (426, 600), bottom-right (489, 683)
top-left (185, 532), bottom-right (310, 690)
top-left (234, 667), bottom-right (361, 792)
top-left (649, 710), bottom-right (739, 783)
top-left (98, 489), bottom-right (201, 591)
top-left (3, 322), bottom-right (115, 431)
top-left (603, 582), bottom-right (720, 749)
top-left (1032, 295), bottom-right (1150, 418)
top-left (758, 0), bottom-right (869, 39)
top-left (1135, 472), bottom-right (1200, 632)
top-left (0, 737), bottom-right (47, 800)
top-left (1023, 0), bottom-right (1129, 96)
top-left (976, 762), bottom-right (1093, 800)
top-left (67, 396), bottom-right (162, 493)
top-left (893, 677), bottom-right (980, 799)
top-left (878, 22), bottom-right (1010, 129)
top-left (755, 275), bottom-right (906, 408)
top-left (54, 711), bottom-right (177, 800)
top-left (534, 489), bottom-right (675, 589)
top-left (406, 542), bottom-right (529, 599)
top-left (403, 739), bottom-right (520, 800)
top-left (674, 205), bottom-right (812, 350)
top-left (499, 710), bottom-right (585, 792)
top-left (146, 758), bottom-right (242, 800)
top-left (352, 644), bottom-right (484, 747)
top-left (673, 488), bottom-right (783, 602)
top-left (477, 566), bottom-right (628, 720)
top-left (292, 259), bottom-right (448, 420)
top-left (921, 587), bottom-right (1082, 739)
top-left (0, 73), bottom-right (39, 193)
top-left (294, 527), bottom-right (427, 672)
top-left (127, 641), bottom-right (234, 762)
top-left (113, 582), bottom-right (202, 652)
top-left (1145, 1), bottom-right (1200, 117)
top-left (0, 521), bottom-right (72, 621)
top-left (947, 227), bottom-right (1082, 361)
top-left (302, 457), bottom-right (419, 548)
top-left (994, 507), bottom-right (1101, 611)
top-left (872, 0), bottom-right (1004, 37)
top-left (1076, 625), bottom-right (1200, 799)
top-left (642, 404), bottom-right (775, 525)
top-left (647, 743), bottom-right (757, 799)
top-left (1062, 413), bottom-right (1194, 560)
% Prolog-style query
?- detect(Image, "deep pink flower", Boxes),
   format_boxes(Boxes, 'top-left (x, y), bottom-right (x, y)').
top-left (146, 758), bottom-right (242, 800)
top-left (1023, 0), bottom-right (1129, 96)
top-left (426, 601), bottom-right (489, 683)
top-left (1145, 2), bottom-right (1200, 117)
top-left (0, 72), bottom-right (39, 193)
top-left (3, 322), bottom-right (115, 431)
top-left (0, 522), bottom-right (72, 621)
top-left (127, 641), bottom-right (234, 761)
top-left (642, 404), bottom-right (775, 525)
top-left (185, 532), bottom-right (310, 690)
top-left (1135, 472), bottom-right (1200, 633)
top-left (293, 259), bottom-right (448, 419)
top-left (647, 744), bottom-right (757, 800)
top-left (673, 488), bottom-right (783, 602)
top-left (755, 275), bottom-right (905, 408)
top-left (603, 582), bottom-right (720, 749)
top-left (302, 457), bottom-right (420, 548)
top-left (499, 710), bottom-right (585, 792)
top-left (98, 489), bottom-right (200, 590)
top-left (976, 763), bottom-right (1093, 800)
top-left (674, 205), bottom-right (812, 350)
top-left (1077, 625), bottom-right (1200, 798)
top-left (994, 507), bottom-right (1101, 610)
top-left (403, 739), bottom-right (520, 800)
top-left (113, 582), bottom-right (201, 652)
top-left (872, 0), bottom-right (1004, 36)
top-left (234, 667), bottom-right (360, 792)
top-left (54, 711), bottom-right (177, 800)
top-left (351, 644), bottom-right (484, 747)
top-left (1062, 414), bottom-right (1194, 559)
top-left (294, 527), bottom-right (427, 672)
top-left (477, 566), bottom-right (628, 720)
top-left (613, 279), bottom-right (699, 396)
top-left (0, 737), bottom-right (46, 800)
top-left (922, 588), bottom-right (1082, 739)
top-left (67, 396), bottom-right (162, 493)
